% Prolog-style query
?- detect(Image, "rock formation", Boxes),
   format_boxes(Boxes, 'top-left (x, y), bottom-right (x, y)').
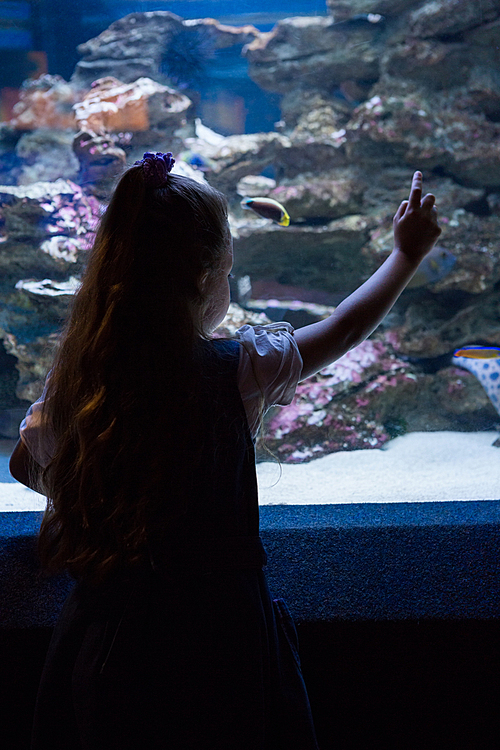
top-left (0, 1), bottom-right (499, 460)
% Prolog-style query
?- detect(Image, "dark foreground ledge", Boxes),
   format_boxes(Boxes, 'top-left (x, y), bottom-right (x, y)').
top-left (1, 501), bottom-right (500, 626)
top-left (1, 502), bottom-right (500, 749)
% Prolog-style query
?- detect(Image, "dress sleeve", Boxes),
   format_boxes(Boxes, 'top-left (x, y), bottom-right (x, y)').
top-left (235, 322), bottom-right (303, 438)
top-left (18, 376), bottom-right (55, 469)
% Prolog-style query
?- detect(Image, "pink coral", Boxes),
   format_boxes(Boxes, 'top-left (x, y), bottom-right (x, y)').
top-left (260, 339), bottom-right (410, 463)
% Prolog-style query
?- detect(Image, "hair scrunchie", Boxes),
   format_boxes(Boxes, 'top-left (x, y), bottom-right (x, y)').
top-left (134, 151), bottom-right (175, 188)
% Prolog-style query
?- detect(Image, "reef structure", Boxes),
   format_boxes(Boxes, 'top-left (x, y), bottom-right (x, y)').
top-left (0, 1), bottom-right (499, 458)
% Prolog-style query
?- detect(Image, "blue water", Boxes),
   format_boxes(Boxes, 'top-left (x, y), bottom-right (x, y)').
top-left (0, 440), bottom-right (17, 483)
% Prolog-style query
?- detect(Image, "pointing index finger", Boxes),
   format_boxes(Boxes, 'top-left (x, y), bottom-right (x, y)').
top-left (408, 171), bottom-right (422, 209)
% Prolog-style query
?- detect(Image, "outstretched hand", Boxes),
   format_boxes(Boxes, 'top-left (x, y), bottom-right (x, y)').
top-left (393, 171), bottom-right (442, 262)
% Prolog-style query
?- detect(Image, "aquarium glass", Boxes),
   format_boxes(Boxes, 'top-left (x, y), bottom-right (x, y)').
top-left (1, 0), bottom-right (499, 507)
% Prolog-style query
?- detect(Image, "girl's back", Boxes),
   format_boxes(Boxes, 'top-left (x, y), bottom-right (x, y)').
top-left (31, 335), bottom-right (318, 750)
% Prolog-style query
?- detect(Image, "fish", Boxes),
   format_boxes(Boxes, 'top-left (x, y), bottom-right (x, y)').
top-left (452, 348), bottom-right (500, 417)
top-left (179, 151), bottom-right (214, 172)
top-left (407, 245), bottom-right (456, 288)
top-left (240, 197), bottom-right (290, 226)
top-left (453, 346), bottom-right (500, 359)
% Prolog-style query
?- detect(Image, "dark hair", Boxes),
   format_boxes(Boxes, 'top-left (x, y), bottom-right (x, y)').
top-left (38, 166), bottom-right (229, 584)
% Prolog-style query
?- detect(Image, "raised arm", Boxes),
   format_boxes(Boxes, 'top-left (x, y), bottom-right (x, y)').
top-left (294, 171), bottom-right (442, 381)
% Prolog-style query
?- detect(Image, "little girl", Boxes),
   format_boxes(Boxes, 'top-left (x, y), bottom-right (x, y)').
top-left (10, 153), bottom-right (440, 750)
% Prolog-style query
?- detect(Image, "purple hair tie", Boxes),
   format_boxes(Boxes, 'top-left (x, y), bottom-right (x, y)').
top-left (134, 151), bottom-right (175, 188)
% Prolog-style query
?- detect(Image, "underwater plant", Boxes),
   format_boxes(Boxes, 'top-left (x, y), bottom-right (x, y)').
top-left (160, 26), bottom-right (216, 89)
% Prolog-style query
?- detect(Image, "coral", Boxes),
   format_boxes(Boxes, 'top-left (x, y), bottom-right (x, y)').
top-left (73, 129), bottom-right (127, 197)
top-left (261, 340), bottom-right (405, 461)
top-left (8, 75), bottom-right (79, 131)
top-left (0, 179), bottom-right (103, 398)
top-left (74, 76), bottom-right (191, 134)
top-left (259, 339), bottom-right (499, 462)
top-left (212, 303), bottom-right (270, 339)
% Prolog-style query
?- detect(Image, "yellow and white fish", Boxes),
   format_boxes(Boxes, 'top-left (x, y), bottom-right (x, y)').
top-left (240, 196), bottom-right (290, 226)
top-left (453, 346), bottom-right (500, 359)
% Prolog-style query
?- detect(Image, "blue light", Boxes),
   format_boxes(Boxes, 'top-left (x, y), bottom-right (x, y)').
top-left (0, 2), bottom-right (30, 22)
top-left (0, 29), bottom-right (32, 49)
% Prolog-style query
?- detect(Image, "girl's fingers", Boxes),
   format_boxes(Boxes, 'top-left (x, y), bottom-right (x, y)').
top-left (394, 200), bottom-right (408, 221)
top-left (408, 171), bottom-right (423, 208)
top-left (421, 193), bottom-right (436, 210)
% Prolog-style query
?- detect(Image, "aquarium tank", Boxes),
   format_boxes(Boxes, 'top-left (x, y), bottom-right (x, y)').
top-left (0, 0), bottom-right (499, 506)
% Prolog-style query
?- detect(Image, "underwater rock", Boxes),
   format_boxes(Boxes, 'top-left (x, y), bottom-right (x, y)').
top-left (1, 331), bottom-right (58, 403)
top-left (261, 339), bottom-right (404, 461)
top-left (15, 277), bottom-right (81, 298)
top-left (0, 180), bottom-right (89, 283)
top-left (0, 179), bottom-right (100, 274)
top-left (0, 178), bottom-right (99, 401)
top-left (185, 131), bottom-right (290, 193)
top-left (384, 289), bottom-right (500, 358)
top-left (279, 91), bottom-right (351, 137)
top-left (74, 76), bottom-right (192, 136)
top-left (361, 171), bottom-right (500, 295)
top-left (325, 1), bottom-right (422, 20)
top-left (72, 11), bottom-right (259, 89)
top-left (266, 171), bottom-right (366, 223)
top-left (244, 15), bottom-right (380, 95)
top-left (408, 0), bottom-right (500, 39)
top-left (236, 175), bottom-right (277, 198)
top-left (346, 84), bottom-right (500, 188)
top-left (382, 39), bottom-right (471, 90)
top-left (231, 214), bottom-right (371, 293)
top-left (73, 130), bottom-right (127, 197)
top-left (454, 65), bottom-right (500, 123)
top-left (16, 129), bottom-right (80, 185)
top-left (259, 338), bottom-right (496, 462)
top-left (8, 75), bottom-right (79, 131)
top-left (192, 115), bottom-right (347, 188)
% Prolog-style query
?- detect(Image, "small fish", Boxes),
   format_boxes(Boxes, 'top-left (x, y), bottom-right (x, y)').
top-left (407, 245), bottom-right (456, 288)
top-left (179, 151), bottom-right (214, 172)
top-left (453, 346), bottom-right (500, 359)
top-left (240, 197), bottom-right (290, 226)
top-left (452, 348), bottom-right (500, 417)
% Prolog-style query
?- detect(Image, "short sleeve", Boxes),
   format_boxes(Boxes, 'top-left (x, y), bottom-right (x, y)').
top-left (19, 376), bottom-right (55, 469)
top-left (235, 322), bottom-right (303, 438)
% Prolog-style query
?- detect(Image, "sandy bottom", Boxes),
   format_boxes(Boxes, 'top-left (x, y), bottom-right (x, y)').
top-left (0, 431), bottom-right (499, 512)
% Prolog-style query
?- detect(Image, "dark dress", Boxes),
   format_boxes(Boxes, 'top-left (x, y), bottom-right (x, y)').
top-left (31, 339), bottom-right (319, 750)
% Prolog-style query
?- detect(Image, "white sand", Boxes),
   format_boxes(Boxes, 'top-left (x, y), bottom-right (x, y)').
top-left (0, 431), bottom-right (498, 512)
top-left (257, 430), bottom-right (500, 505)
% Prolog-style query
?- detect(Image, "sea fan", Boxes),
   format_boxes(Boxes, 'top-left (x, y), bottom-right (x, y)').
top-left (160, 27), bottom-right (216, 89)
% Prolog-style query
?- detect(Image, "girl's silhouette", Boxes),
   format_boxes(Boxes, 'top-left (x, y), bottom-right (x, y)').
top-left (10, 153), bottom-right (440, 749)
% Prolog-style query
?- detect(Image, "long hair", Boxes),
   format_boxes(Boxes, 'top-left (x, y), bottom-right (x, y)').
top-left (37, 167), bottom-right (229, 585)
